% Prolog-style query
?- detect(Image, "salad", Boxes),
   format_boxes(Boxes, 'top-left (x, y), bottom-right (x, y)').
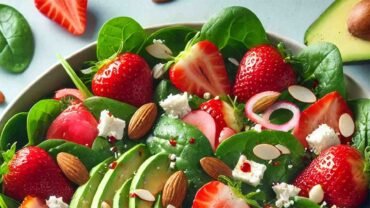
top-left (0, 6), bottom-right (369, 208)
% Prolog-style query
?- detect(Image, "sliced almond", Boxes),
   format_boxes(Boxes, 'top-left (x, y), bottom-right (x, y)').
top-left (0, 90), bottom-right (5, 104)
top-left (56, 152), bottom-right (89, 185)
top-left (253, 92), bottom-right (281, 113)
top-left (200, 157), bottom-right (232, 180)
top-left (152, 63), bottom-right (166, 79)
top-left (146, 42), bottom-right (173, 59)
top-left (275, 144), bottom-right (291, 154)
top-left (288, 85), bottom-right (317, 103)
top-left (339, 113), bottom-right (355, 137)
top-left (128, 103), bottom-right (158, 140)
top-left (162, 171), bottom-right (188, 207)
top-left (166, 205), bottom-right (176, 208)
top-left (308, 184), bottom-right (324, 204)
top-left (133, 189), bottom-right (156, 202)
top-left (101, 201), bottom-right (112, 208)
top-left (253, 144), bottom-right (281, 160)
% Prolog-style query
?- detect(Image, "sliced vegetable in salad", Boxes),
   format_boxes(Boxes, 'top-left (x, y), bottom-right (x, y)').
top-left (0, 5), bottom-right (369, 208)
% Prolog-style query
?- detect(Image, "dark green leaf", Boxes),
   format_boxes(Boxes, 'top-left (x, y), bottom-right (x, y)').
top-left (349, 99), bottom-right (370, 156)
top-left (0, 112), bottom-right (28, 150)
top-left (0, 193), bottom-right (19, 208)
top-left (293, 196), bottom-right (322, 208)
top-left (154, 79), bottom-right (180, 104)
top-left (0, 143), bottom-right (16, 176)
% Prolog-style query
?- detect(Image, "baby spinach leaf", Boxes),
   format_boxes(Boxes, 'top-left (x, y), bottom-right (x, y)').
top-left (154, 79), bottom-right (180, 103)
top-left (216, 130), bottom-right (305, 197)
top-left (293, 196), bottom-right (321, 208)
top-left (0, 112), bottom-right (28, 151)
top-left (0, 193), bottom-right (19, 208)
top-left (199, 6), bottom-right (268, 50)
top-left (97, 17), bottom-right (146, 60)
top-left (27, 99), bottom-right (62, 145)
top-left (349, 99), bottom-right (370, 156)
top-left (147, 115), bottom-right (213, 205)
top-left (293, 42), bottom-right (346, 98)
top-left (0, 4), bottom-right (34, 73)
top-left (37, 139), bottom-right (66, 150)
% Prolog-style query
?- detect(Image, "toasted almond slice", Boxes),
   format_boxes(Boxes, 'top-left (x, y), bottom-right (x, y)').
top-left (288, 85), bottom-right (317, 103)
top-left (252, 91), bottom-right (281, 113)
top-left (101, 201), bottom-right (112, 208)
top-left (275, 144), bottom-right (291, 154)
top-left (339, 113), bottom-right (355, 137)
top-left (167, 205), bottom-right (176, 208)
top-left (153, 63), bottom-right (166, 79)
top-left (146, 42), bottom-right (173, 59)
top-left (253, 144), bottom-right (281, 160)
top-left (309, 184), bottom-right (324, 204)
top-left (133, 189), bottom-right (156, 202)
top-left (200, 157), bottom-right (232, 179)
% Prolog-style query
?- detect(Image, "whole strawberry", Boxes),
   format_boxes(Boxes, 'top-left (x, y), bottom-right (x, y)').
top-left (233, 44), bottom-right (296, 102)
top-left (92, 53), bottom-right (153, 107)
top-left (294, 145), bottom-right (369, 207)
top-left (3, 146), bottom-right (74, 202)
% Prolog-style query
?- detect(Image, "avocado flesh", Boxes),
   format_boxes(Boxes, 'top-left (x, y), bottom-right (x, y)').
top-left (129, 153), bottom-right (174, 208)
top-left (305, 0), bottom-right (370, 62)
top-left (113, 178), bottom-right (132, 208)
top-left (69, 157), bottom-right (114, 208)
top-left (91, 144), bottom-right (150, 208)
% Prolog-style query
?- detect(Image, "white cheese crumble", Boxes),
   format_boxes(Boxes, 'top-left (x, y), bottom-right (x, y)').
top-left (272, 183), bottom-right (301, 208)
top-left (251, 124), bottom-right (262, 132)
top-left (159, 93), bottom-right (191, 118)
top-left (153, 39), bottom-right (164, 44)
top-left (46, 196), bottom-right (68, 208)
top-left (306, 124), bottom-right (340, 154)
top-left (232, 155), bottom-right (267, 187)
top-left (97, 110), bottom-right (126, 140)
top-left (203, 92), bottom-right (211, 99)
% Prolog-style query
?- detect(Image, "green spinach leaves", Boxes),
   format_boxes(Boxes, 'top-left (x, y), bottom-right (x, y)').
top-left (350, 99), bottom-right (370, 156)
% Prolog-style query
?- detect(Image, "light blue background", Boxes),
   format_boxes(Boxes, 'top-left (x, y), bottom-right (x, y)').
top-left (0, 0), bottom-right (368, 115)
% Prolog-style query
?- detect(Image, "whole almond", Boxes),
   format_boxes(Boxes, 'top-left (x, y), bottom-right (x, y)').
top-left (253, 92), bottom-right (280, 113)
top-left (162, 171), bottom-right (188, 207)
top-left (56, 152), bottom-right (89, 185)
top-left (0, 90), bottom-right (5, 104)
top-left (128, 103), bottom-right (158, 140)
top-left (200, 157), bottom-right (232, 180)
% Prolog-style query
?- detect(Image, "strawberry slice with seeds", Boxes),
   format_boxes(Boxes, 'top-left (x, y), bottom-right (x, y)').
top-left (34, 0), bottom-right (87, 35)
top-left (169, 40), bottom-right (231, 97)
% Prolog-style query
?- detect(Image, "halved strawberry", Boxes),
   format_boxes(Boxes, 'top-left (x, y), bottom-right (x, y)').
top-left (292, 91), bottom-right (353, 147)
top-left (20, 196), bottom-right (47, 208)
top-left (169, 40), bottom-right (231, 97)
top-left (34, 0), bottom-right (87, 35)
top-left (192, 181), bottom-right (250, 208)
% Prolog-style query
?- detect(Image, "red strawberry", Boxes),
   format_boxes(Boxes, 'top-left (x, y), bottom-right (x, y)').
top-left (169, 40), bottom-right (231, 97)
top-left (192, 181), bottom-right (250, 208)
top-left (292, 91), bottom-right (353, 147)
top-left (20, 196), bottom-right (48, 208)
top-left (233, 44), bottom-right (296, 102)
top-left (293, 145), bottom-right (369, 207)
top-left (3, 146), bottom-right (74, 202)
top-left (47, 104), bottom-right (98, 147)
top-left (34, 0), bottom-right (87, 35)
top-left (92, 53), bottom-right (153, 107)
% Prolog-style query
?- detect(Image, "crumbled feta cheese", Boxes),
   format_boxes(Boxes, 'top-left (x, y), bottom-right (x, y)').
top-left (153, 39), bottom-right (164, 44)
top-left (159, 93), bottom-right (191, 118)
top-left (46, 196), bottom-right (68, 208)
top-left (214, 96), bottom-right (220, 100)
top-left (169, 154), bottom-right (176, 161)
top-left (251, 124), bottom-right (262, 132)
top-left (288, 164), bottom-right (293, 169)
top-left (232, 155), bottom-right (267, 187)
top-left (272, 183), bottom-right (301, 208)
top-left (306, 124), bottom-right (340, 154)
top-left (203, 92), bottom-right (211, 99)
top-left (169, 161), bottom-right (176, 169)
top-left (228, 57), bottom-right (240, 66)
top-left (97, 110), bottom-right (126, 140)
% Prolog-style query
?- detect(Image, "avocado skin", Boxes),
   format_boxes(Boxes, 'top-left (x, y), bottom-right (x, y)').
top-left (305, 0), bottom-right (370, 62)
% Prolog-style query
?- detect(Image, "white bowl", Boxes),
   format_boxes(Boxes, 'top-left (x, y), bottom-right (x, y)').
top-left (0, 23), bottom-right (368, 130)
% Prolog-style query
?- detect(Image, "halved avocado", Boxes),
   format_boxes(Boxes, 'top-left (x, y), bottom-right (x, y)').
top-left (69, 157), bottom-right (114, 208)
top-left (91, 144), bottom-right (150, 208)
top-left (305, 0), bottom-right (370, 62)
top-left (129, 153), bottom-right (174, 208)
top-left (112, 178), bottom-right (133, 208)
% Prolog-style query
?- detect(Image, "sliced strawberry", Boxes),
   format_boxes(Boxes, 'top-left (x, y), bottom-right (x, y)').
top-left (182, 110), bottom-right (217, 150)
top-left (20, 196), bottom-right (48, 208)
top-left (169, 40), bottom-right (231, 97)
top-left (34, 0), bottom-right (87, 35)
top-left (54, 88), bottom-right (85, 104)
top-left (192, 181), bottom-right (250, 208)
top-left (292, 91), bottom-right (353, 147)
top-left (46, 104), bottom-right (98, 147)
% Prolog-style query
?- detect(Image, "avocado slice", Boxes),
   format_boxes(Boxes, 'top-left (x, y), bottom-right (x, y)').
top-left (112, 178), bottom-right (132, 208)
top-left (129, 153), bottom-right (174, 208)
top-left (69, 157), bottom-right (114, 208)
top-left (305, 0), bottom-right (370, 62)
top-left (91, 144), bottom-right (150, 208)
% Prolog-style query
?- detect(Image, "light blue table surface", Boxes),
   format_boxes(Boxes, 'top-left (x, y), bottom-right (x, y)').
top-left (0, 0), bottom-right (369, 116)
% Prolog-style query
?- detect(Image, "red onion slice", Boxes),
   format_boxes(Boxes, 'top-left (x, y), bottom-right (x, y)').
top-left (261, 101), bottom-right (300, 131)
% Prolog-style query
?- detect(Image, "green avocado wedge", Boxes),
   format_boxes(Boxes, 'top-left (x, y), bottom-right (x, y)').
top-left (129, 153), bottom-right (174, 208)
top-left (69, 157), bottom-right (114, 208)
top-left (113, 178), bottom-right (133, 208)
top-left (91, 144), bottom-right (150, 208)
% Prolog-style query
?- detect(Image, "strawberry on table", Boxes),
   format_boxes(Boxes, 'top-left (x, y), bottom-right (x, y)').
top-left (34, 0), bottom-right (87, 35)
top-left (3, 146), bottom-right (74, 202)
top-left (233, 44), bottom-right (296, 102)
top-left (92, 53), bottom-right (153, 107)
top-left (293, 145), bottom-right (369, 207)
top-left (169, 40), bottom-right (231, 97)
